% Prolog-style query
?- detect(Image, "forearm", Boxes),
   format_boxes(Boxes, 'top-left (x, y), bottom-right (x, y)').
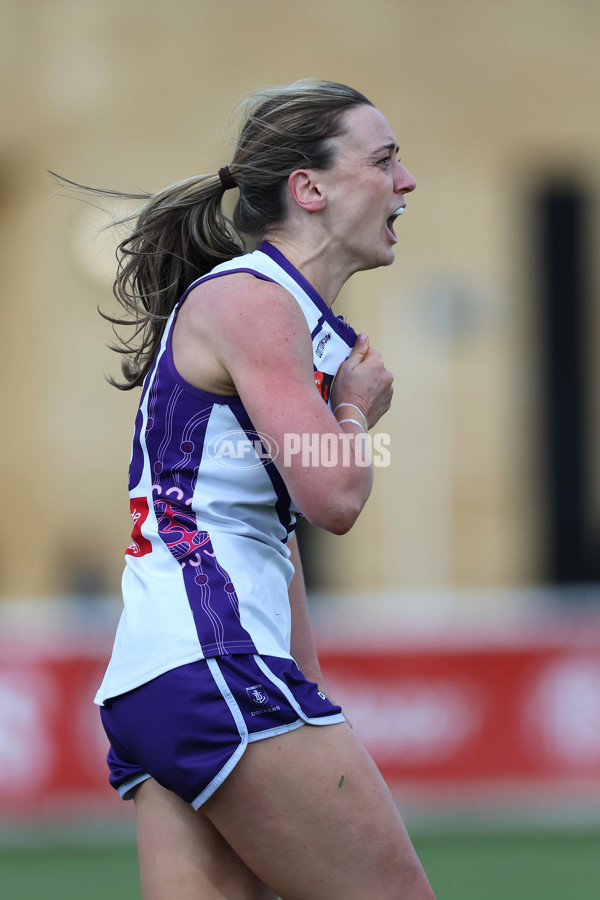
top-left (288, 532), bottom-right (349, 724)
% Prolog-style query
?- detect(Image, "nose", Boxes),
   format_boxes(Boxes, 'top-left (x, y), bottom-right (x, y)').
top-left (395, 163), bottom-right (416, 195)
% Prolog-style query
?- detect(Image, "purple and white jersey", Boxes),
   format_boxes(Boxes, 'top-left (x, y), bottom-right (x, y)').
top-left (95, 242), bottom-right (356, 704)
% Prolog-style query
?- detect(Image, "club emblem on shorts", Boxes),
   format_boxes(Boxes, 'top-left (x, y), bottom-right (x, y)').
top-left (246, 684), bottom-right (269, 705)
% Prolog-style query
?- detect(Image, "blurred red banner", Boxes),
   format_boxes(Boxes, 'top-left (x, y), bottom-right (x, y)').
top-left (320, 642), bottom-right (600, 782)
top-left (1, 635), bottom-right (599, 820)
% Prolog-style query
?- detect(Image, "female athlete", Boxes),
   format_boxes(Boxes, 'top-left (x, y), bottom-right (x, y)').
top-left (90, 79), bottom-right (433, 899)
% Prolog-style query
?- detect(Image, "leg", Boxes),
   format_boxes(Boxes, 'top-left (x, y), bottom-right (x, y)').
top-left (203, 723), bottom-right (435, 900)
top-left (134, 778), bottom-right (277, 900)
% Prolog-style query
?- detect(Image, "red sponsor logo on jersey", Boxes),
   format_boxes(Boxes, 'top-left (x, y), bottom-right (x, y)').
top-left (314, 370), bottom-right (334, 403)
top-left (126, 496), bottom-right (152, 557)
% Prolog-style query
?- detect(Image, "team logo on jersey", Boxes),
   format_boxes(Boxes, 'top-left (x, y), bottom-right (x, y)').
top-left (314, 370), bottom-right (334, 403)
top-left (246, 684), bottom-right (269, 705)
top-left (125, 497), bottom-right (152, 557)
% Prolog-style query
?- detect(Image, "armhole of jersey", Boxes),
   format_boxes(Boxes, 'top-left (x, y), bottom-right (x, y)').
top-left (164, 268), bottom-right (279, 403)
top-left (179, 267), bottom-right (278, 305)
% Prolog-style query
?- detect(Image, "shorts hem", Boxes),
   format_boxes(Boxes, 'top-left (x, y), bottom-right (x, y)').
top-left (118, 772), bottom-right (152, 801)
top-left (300, 712), bottom-right (346, 726)
top-left (191, 711), bottom-right (346, 808)
top-left (104, 654), bottom-right (345, 810)
top-left (246, 718), bottom-right (305, 742)
top-left (253, 655), bottom-right (345, 728)
top-left (191, 733), bottom-right (247, 809)
top-left (188, 657), bottom-right (250, 810)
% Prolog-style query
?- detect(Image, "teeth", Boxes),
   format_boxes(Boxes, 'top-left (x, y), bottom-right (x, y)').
top-left (393, 207), bottom-right (404, 216)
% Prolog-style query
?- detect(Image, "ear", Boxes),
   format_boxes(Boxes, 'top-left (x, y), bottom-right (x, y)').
top-left (287, 169), bottom-right (326, 213)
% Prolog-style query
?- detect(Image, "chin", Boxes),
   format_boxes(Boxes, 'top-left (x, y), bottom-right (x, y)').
top-left (351, 244), bottom-right (396, 274)
top-left (376, 247), bottom-right (396, 268)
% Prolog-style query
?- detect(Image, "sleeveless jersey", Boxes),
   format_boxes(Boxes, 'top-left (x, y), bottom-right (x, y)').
top-left (95, 242), bottom-right (357, 704)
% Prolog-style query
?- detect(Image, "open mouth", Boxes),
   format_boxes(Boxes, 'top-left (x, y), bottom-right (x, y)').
top-left (386, 206), bottom-right (405, 240)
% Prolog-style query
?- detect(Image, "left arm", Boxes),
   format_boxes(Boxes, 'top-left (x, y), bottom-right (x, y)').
top-left (288, 532), bottom-right (325, 686)
top-left (288, 534), bottom-right (350, 723)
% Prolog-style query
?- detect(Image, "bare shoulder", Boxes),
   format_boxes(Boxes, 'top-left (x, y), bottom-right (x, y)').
top-left (183, 273), bottom-right (312, 365)
top-left (182, 273), bottom-right (309, 340)
top-left (173, 272), bottom-right (313, 394)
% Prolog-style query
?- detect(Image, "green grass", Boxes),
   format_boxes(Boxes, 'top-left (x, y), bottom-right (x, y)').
top-left (0, 829), bottom-right (598, 899)
top-left (0, 843), bottom-right (141, 900)
top-left (414, 829), bottom-right (600, 900)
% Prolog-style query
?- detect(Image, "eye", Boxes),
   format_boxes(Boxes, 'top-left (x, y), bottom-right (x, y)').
top-left (377, 151), bottom-right (400, 167)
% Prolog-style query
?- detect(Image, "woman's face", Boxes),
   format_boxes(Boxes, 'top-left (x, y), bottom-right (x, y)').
top-left (317, 104), bottom-right (416, 275)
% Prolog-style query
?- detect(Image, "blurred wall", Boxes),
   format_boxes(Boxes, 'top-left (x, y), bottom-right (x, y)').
top-left (0, 0), bottom-right (599, 605)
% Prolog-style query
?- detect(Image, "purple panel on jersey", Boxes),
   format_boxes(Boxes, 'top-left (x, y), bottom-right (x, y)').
top-left (130, 267), bottom-right (275, 493)
top-left (144, 344), bottom-right (257, 656)
top-left (127, 250), bottom-right (353, 657)
top-left (129, 346), bottom-right (163, 492)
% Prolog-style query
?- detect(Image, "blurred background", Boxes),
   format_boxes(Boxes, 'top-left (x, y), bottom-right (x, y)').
top-left (1, 0), bottom-right (599, 897)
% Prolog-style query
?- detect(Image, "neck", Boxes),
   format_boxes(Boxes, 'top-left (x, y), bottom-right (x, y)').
top-left (264, 234), bottom-right (353, 308)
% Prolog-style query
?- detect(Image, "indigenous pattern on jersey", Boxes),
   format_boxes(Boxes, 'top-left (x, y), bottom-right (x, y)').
top-left (95, 243), bottom-right (356, 704)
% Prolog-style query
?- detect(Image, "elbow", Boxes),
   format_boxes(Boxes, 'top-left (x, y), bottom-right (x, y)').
top-left (303, 497), bottom-right (364, 535)
top-left (323, 514), bottom-right (358, 536)
top-left (291, 469), bottom-right (373, 535)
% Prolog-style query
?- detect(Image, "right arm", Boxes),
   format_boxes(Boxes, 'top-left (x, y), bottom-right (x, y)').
top-left (173, 275), bottom-right (393, 534)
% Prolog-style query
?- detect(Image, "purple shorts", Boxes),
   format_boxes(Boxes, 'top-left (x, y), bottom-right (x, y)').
top-left (100, 654), bottom-right (344, 809)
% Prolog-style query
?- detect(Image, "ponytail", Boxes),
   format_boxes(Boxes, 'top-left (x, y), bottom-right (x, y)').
top-left (58, 79), bottom-right (372, 390)
top-left (94, 174), bottom-right (243, 389)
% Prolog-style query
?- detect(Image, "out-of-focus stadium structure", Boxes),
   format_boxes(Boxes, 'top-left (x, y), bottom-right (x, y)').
top-left (1, 0), bottom-right (599, 842)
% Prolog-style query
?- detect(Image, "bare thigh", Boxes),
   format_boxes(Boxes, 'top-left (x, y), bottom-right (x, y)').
top-left (134, 778), bottom-right (277, 900)
top-left (203, 723), bottom-right (436, 900)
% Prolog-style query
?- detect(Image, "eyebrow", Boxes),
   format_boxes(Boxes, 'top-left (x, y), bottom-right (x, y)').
top-left (370, 142), bottom-right (400, 157)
